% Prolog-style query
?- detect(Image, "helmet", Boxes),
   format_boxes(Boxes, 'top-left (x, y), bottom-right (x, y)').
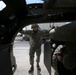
top-left (31, 24), bottom-right (39, 29)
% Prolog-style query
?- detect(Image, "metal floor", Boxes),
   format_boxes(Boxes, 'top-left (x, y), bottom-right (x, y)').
top-left (13, 41), bottom-right (55, 75)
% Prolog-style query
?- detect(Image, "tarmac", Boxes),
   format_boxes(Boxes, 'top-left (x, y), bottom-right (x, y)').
top-left (13, 40), bottom-right (55, 75)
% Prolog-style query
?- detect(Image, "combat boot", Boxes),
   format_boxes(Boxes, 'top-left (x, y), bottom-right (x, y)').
top-left (37, 64), bottom-right (41, 71)
top-left (29, 65), bottom-right (34, 73)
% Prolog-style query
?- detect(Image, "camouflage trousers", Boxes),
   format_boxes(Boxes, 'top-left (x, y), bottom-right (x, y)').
top-left (29, 47), bottom-right (41, 65)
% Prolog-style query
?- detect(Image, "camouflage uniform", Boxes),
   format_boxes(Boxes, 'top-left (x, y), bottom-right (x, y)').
top-left (21, 30), bottom-right (48, 65)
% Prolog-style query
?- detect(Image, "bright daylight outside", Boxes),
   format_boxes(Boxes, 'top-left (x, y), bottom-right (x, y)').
top-left (13, 22), bottom-right (70, 75)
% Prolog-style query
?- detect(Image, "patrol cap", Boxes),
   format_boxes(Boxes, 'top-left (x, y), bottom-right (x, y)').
top-left (31, 24), bottom-right (39, 29)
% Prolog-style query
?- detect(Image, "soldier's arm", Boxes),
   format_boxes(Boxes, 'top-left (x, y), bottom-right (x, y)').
top-left (41, 29), bottom-right (49, 36)
top-left (41, 30), bottom-right (50, 41)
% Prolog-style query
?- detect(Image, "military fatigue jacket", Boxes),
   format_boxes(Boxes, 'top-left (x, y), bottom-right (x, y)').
top-left (21, 30), bottom-right (49, 49)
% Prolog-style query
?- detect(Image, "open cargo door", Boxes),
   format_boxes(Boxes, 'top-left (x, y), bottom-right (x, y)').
top-left (44, 40), bottom-right (52, 75)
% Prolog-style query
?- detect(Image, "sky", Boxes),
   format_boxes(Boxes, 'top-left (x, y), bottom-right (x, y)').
top-left (23, 22), bottom-right (71, 30)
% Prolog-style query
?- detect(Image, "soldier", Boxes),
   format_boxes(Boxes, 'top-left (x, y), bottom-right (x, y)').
top-left (20, 24), bottom-right (49, 73)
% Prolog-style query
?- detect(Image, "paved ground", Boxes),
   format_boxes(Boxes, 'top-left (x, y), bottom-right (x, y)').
top-left (13, 40), bottom-right (55, 75)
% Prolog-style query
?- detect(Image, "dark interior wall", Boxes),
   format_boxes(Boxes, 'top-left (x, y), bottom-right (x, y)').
top-left (0, 45), bottom-right (13, 75)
